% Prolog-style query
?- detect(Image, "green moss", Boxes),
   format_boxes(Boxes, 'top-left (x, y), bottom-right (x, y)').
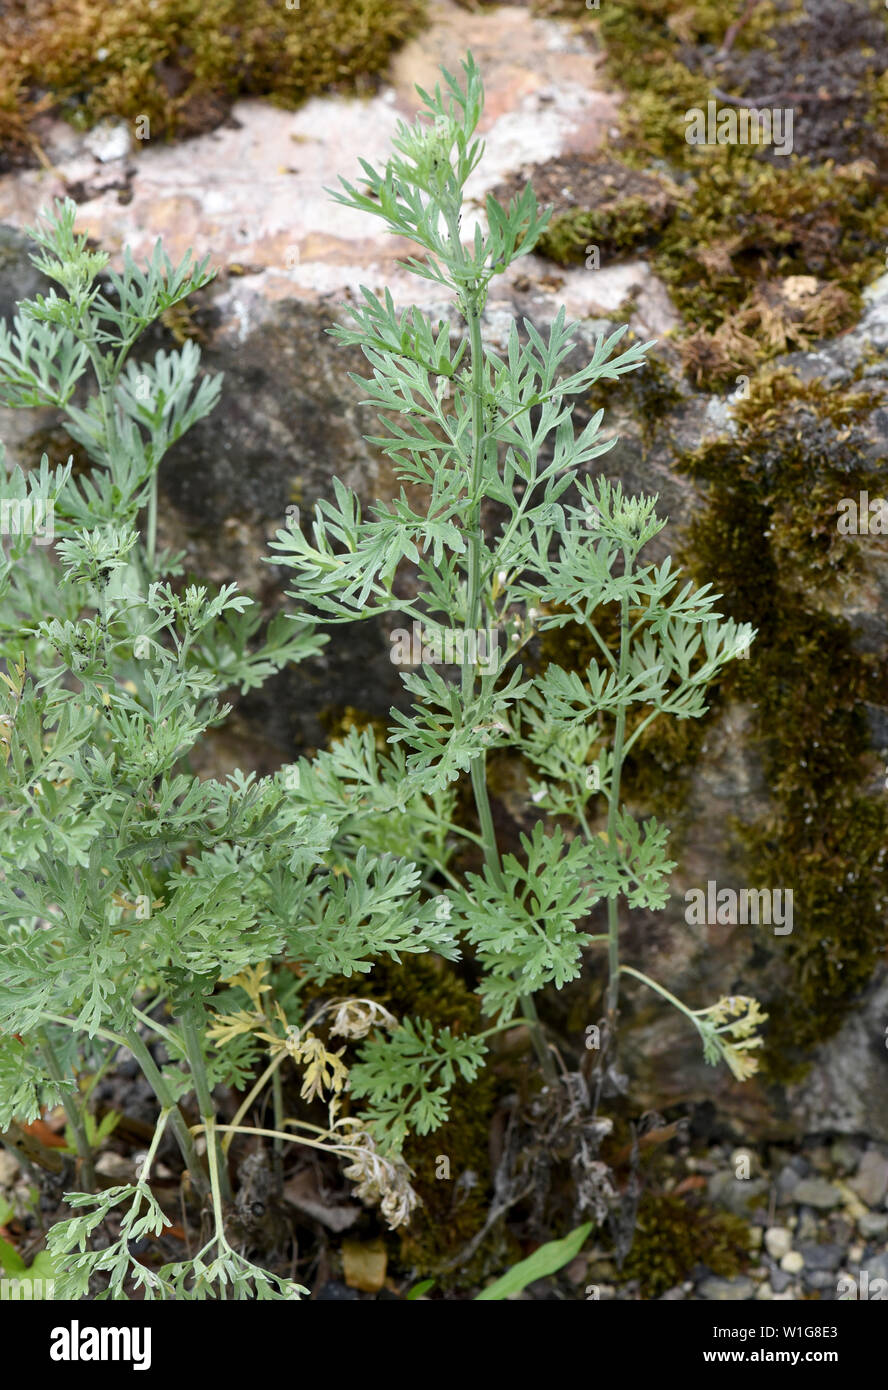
top-left (596, 0), bottom-right (786, 167)
top-left (620, 1191), bottom-right (750, 1298)
top-left (1, 0), bottom-right (425, 149)
top-left (491, 153), bottom-right (679, 271)
top-left (675, 366), bottom-right (888, 1075)
top-left (318, 703), bottom-right (390, 750)
top-left (585, 0), bottom-right (888, 387)
top-left (655, 161), bottom-right (886, 387)
top-left (540, 197), bottom-right (660, 265)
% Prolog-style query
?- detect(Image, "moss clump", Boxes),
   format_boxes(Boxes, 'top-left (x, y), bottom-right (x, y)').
top-left (499, 155), bottom-right (681, 267)
top-left (684, 367), bottom-right (880, 583)
top-left (655, 160), bottom-right (886, 387)
top-left (676, 366), bottom-right (888, 1073)
top-left (0, 0), bottom-right (425, 154)
top-left (596, 0), bottom-right (785, 168)
top-left (540, 198), bottom-right (659, 265)
top-left (594, 0), bottom-right (888, 173)
top-left (318, 704), bottom-right (390, 750)
top-left (585, 0), bottom-right (888, 387)
top-left (620, 1191), bottom-right (750, 1298)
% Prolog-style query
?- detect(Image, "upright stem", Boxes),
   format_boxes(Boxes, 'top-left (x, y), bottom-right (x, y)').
top-left (180, 1003), bottom-right (232, 1204)
top-left (605, 558), bottom-right (631, 1027)
top-left (37, 1029), bottom-right (96, 1191)
top-left (259, 984), bottom-right (285, 1177)
top-left (462, 285), bottom-right (556, 1085)
top-left (39, 1011), bottom-right (210, 1200)
top-left (146, 475), bottom-right (158, 574)
top-left (462, 290), bottom-right (485, 695)
top-left (122, 1027), bottom-right (210, 1202)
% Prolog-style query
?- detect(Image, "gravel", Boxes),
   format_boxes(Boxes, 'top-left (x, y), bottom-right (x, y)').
top-left (797, 1242), bottom-right (843, 1271)
top-left (791, 1178), bottom-right (843, 1210)
top-left (850, 1150), bottom-right (888, 1209)
top-left (764, 1227), bottom-right (793, 1260)
top-left (698, 1276), bottom-right (756, 1301)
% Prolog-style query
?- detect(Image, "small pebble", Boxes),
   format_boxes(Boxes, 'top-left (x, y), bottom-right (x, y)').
top-left (796, 1210), bottom-right (819, 1242)
top-left (797, 1242), bottom-right (843, 1271)
top-left (858, 1214), bottom-right (888, 1239)
top-left (780, 1251), bottom-right (805, 1274)
top-left (776, 1164), bottom-right (802, 1201)
top-left (765, 1226), bottom-right (792, 1260)
top-left (793, 1178), bottom-right (843, 1210)
top-left (94, 1152), bottom-right (134, 1179)
top-left (0, 1151), bottom-right (20, 1185)
top-left (830, 1139), bottom-right (862, 1173)
top-left (698, 1276), bottom-right (755, 1301)
top-left (850, 1150), bottom-right (888, 1210)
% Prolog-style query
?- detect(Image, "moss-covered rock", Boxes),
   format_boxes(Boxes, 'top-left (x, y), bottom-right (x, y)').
top-left (532, 0), bottom-right (888, 388)
top-left (492, 154), bottom-right (680, 267)
top-left (675, 365), bottom-right (888, 1075)
top-left (0, 0), bottom-right (426, 157)
top-left (655, 160), bottom-right (886, 387)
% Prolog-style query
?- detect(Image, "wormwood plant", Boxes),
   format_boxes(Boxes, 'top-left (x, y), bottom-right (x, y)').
top-left (0, 204), bottom-right (452, 1298)
top-left (267, 52), bottom-right (767, 1139)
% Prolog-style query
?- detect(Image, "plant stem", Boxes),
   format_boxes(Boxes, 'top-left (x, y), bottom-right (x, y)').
top-left (605, 570), bottom-right (631, 1028)
top-left (179, 1003), bottom-right (232, 1204)
top-left (37, 1028), bottom-right (96, 1191)
top-left (146, 474), bottom-right (158, 574)
top-left (122, 1027), bottom-right (210, 1202)
top-left (224, 1052), bottom-right (286, 1155)
top-left (270, 1066), bottom-right (284, 1172)
top-left (39, 1010), bottom-right (210, 1199)
top-left (462, 285), bottom-right (556, 1085)
top-left (136, 1107), bottom-right (171, 1184)
top-left (203, 1116), bottom-right (228, 1246)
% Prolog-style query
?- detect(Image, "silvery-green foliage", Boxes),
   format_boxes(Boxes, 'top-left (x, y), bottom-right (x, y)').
top-left (268, 52), bottom-right (762, 1143)
top-left (0, 202), bottom-right (423, 1298)
top-left (0, 193), bottom-right (502, 1296)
